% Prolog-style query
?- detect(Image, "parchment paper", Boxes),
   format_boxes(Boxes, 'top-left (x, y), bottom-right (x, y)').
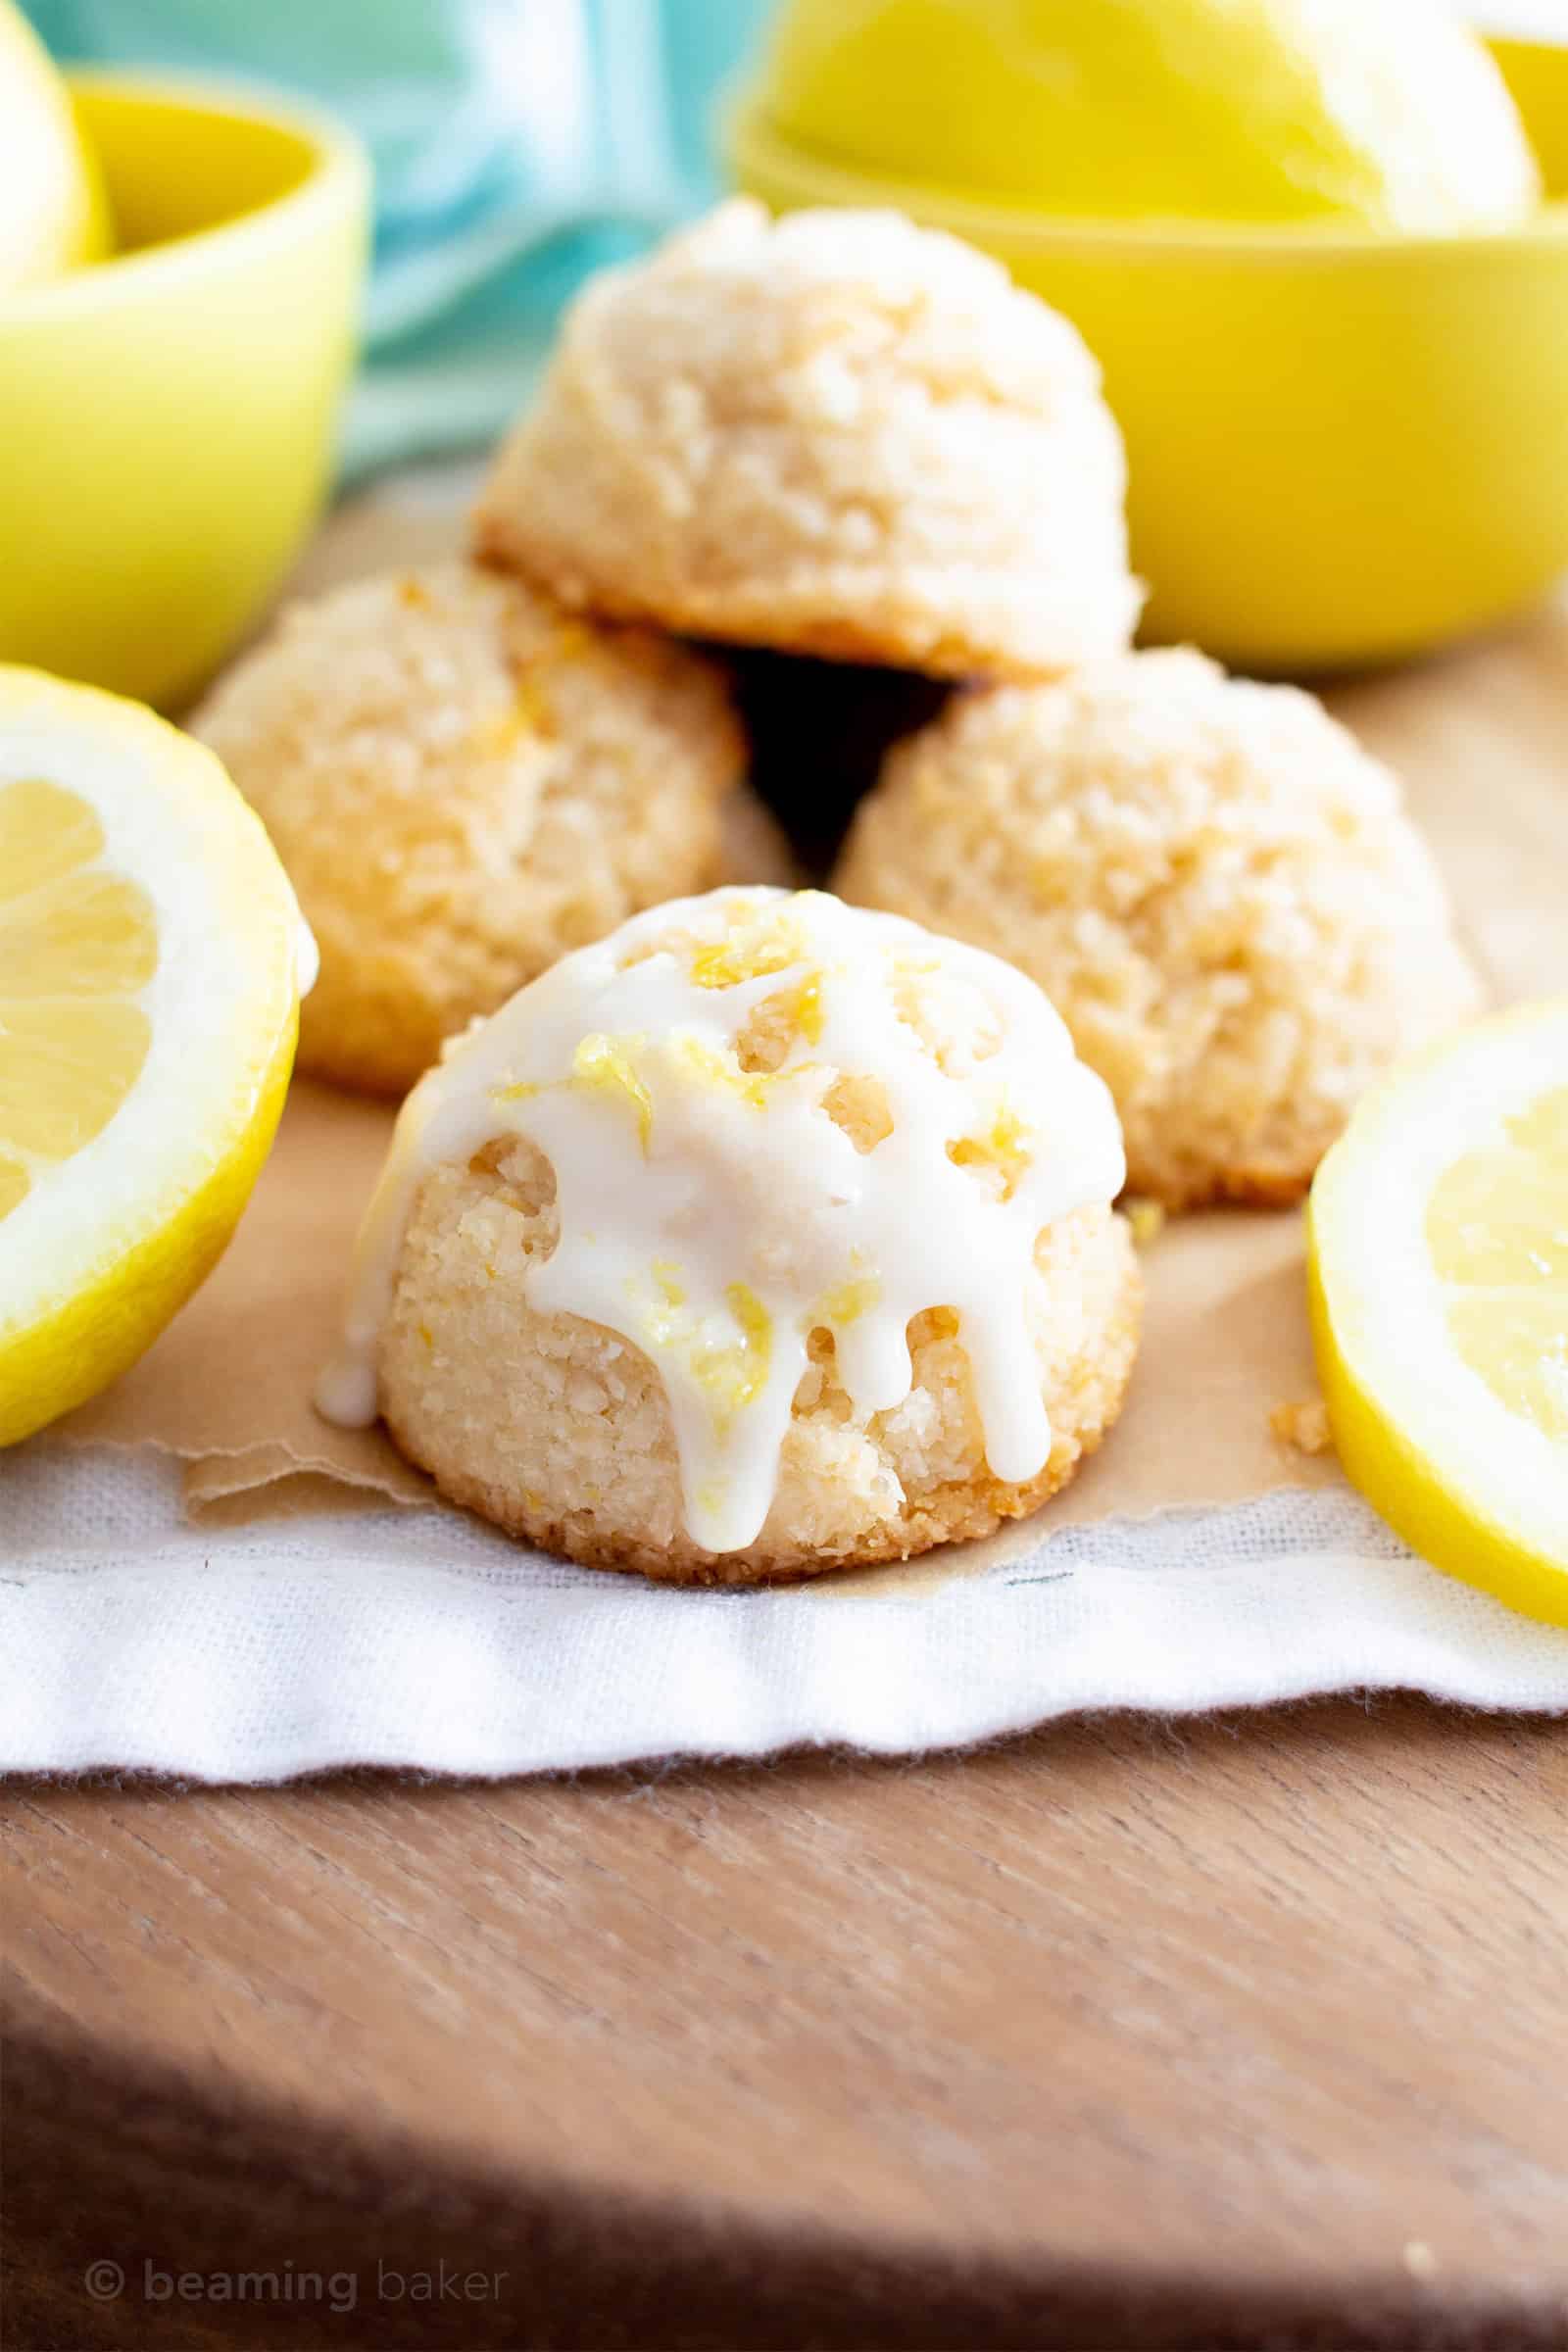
top-left (60, 1078), bottom-right (1337, 1524)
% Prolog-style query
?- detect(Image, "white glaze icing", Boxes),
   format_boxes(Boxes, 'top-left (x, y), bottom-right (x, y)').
top-left (316, 889), bottom-right (1125, 1552)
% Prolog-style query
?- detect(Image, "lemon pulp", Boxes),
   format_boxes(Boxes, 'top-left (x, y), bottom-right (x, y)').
top-left (1427, 1086), bottom-right (1568, 1442)
top-left (0, 779), bottom-right (157, 1212)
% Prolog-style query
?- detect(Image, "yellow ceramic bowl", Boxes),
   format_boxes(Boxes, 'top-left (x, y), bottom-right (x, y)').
top-left (0, 74), bottom-right (368, 709)
top-left (731, 38), bottom-right (1568, 673)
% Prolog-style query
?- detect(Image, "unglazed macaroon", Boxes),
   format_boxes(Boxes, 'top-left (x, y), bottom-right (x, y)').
top-left (834, 651), bottom-right (1481, 1209)
top-left (475, 198), bottom-right (1141, 682)
top-left (317, 889), bottom-right (1141, 1585)
top-left (193, 561), bottom-right (764, 1096)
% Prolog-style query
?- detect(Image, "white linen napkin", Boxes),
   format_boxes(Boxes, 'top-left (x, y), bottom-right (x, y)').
top-left (4, 1442), bottom-right (1565, 1784)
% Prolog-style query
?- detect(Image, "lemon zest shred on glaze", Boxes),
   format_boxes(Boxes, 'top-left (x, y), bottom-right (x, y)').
top-left (814, 1268), bottom-right (882, 1327)
top-left (687, 1284), bottom-right (773, 1431)
top-left (949, 1101), bottom-right (1035, 1200)
top-left (689, 902), bottom-right (811, 991)
top-left (572, 1032), bottom-right (654, 1151)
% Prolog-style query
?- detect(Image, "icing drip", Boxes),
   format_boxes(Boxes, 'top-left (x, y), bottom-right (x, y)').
top-left (316, 889), bottom-right (1125, 1551)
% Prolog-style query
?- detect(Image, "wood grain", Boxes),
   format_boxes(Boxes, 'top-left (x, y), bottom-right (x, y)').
top-left (6, 1697), bottom-right (1568, 2347)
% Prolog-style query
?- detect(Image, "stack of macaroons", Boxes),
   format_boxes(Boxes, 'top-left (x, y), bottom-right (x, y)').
top-left (203, 194), bottom-right (1475, 1213)
top-left (197, 192), bottom-right (1482, 1581)
top-left (475, 199), bottom-right (1475, 1213)
top-left (194, 196), bottom-right (1143, 1097)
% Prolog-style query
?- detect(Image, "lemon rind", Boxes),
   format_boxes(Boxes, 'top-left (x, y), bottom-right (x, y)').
top-left (0, 666), bottom-right (304, 1437)
top-left (1308, 998), bottom-right (1568, 1627)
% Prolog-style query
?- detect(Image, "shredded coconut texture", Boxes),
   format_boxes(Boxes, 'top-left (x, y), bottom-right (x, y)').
top-left (834, 650), bottom-right (1482, 1209)
top-left (475, 198), bottom-right (1141, 682)
top-left (381, 1152), bottom-right (1139, 1585)
top-left (1271, 1398), bottom-right (1334, 1456)
top-left (193, 562), bottom-right (758, 1095)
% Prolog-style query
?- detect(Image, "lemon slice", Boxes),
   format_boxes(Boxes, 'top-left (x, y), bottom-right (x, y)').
top-left (0, 0), bottom-right (111, 288)
top-left (0, 665), bottom-right (310, 1445)
top-left (1309, 1001), bottom-right (1568, 1628)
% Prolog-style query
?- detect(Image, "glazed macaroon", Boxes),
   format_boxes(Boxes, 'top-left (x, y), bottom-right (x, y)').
top-left (833, 651), bottom-right (1481, 1209)
top-left (316, 889), bottom-right (1142, 1585)
top-left (193, 561), bottom-right (768, 1095)
top-left (475, 198), bottom-right (1141, 682)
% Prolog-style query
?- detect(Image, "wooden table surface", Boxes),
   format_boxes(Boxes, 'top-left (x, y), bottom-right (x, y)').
top-left (5, 588), bottom-right (1568, 2351)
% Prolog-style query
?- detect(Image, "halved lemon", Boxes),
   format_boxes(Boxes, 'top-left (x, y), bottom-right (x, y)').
top-left (758, 0), bottom-right (1541, 231)
top-left (1309, 1000), bottom-right (1568, 1628)
top-left (0, 665), bottom-right (311, 1445)
top-left (0, 0), bottom-right (112, 288)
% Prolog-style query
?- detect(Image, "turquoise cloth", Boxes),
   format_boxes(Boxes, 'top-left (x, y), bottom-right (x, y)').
top-left (26, 0), bottom-right (776, 478)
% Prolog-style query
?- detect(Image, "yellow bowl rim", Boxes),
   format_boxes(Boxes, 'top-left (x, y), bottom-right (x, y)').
top-left (0, 68), bottom-right (369, 323)
top-left (726, 78), bottom-right (1568, 265)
